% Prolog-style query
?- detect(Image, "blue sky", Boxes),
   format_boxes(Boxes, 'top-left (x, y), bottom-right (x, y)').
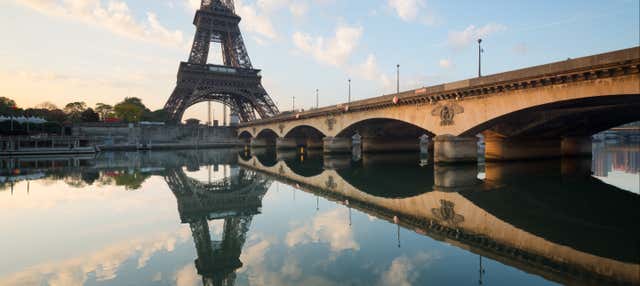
top-left (0, 0), bottom-right (638, 122)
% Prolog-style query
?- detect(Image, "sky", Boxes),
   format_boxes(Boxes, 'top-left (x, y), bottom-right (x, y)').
top-left (0, 0), bottom-right (638, 122)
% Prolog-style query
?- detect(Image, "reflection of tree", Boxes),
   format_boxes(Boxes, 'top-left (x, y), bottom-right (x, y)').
top-left (63, 174), bottom-right (88, 188)
top-left (109, 171), bottom-right (151, 190)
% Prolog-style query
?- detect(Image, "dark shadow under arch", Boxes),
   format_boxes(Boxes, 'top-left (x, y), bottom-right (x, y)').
top-left (335, 118), bottom-right (435, 139)
top-left (460, 94), bottom-right (640, 137)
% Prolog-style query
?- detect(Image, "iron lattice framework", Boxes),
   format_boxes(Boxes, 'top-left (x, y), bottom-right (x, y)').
top-left (164, 0), bottom-right (279, 123)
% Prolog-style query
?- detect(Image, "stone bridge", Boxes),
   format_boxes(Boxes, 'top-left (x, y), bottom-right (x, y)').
top-left (237, 153), bottom-right (639, 285)
top-left (238, 47), bottom-right (640, 163)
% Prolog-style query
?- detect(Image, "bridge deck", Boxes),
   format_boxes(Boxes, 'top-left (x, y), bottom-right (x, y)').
top-left (241, 47), bottom-right (639, 126)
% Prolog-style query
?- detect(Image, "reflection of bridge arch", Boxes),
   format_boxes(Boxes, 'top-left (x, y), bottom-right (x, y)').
top-left (165, 165), bottom-right (272, 286)
top-left (238, 155), bottom-right (640, 285)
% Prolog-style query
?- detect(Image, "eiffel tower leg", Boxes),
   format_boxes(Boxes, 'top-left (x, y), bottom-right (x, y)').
top-left (165, 86), bottom-right (195, 123)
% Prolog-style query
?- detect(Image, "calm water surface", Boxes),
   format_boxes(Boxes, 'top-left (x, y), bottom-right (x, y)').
top-left (0, 141), bottom-right (638, 286)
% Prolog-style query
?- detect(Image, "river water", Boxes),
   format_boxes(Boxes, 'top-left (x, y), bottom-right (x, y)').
top-left (0, 140), bottom-right (638, 286)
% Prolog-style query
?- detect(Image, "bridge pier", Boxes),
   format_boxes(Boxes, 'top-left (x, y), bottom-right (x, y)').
top-left (323, 137), bottom-right (351, 154)
top-left (361, 137), bottom-right (420, 153)
top-left (434, 135), bottom-right (478, 164)
top-left (250, 138), bottom-right (273, 148)
top-left (434, 164), bottom-right (481, 191)
top-left (561, 136), bottom-right (592, 157)
top-left (485, 137), bottom-right (561, 161)
top-left (276, 137), bottom-right (297, 150)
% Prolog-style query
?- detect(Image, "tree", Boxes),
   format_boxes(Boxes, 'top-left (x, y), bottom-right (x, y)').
top-left (0, 97), bottom-right (19, 116)
top-left (122, 97), bottom-right (145, 107)
top-left (35, 102), bottom-right (59, 110)
top-left (114, 102), bottom-right (144, 122)
top-left (64, 102), bottom-right (87, 122)
top-left (80, 108), bottom-right (100, 122)
top-left (95, 103), bottom-right (114, 121)
top-left (114, 97), bottom-right (149, 123)
top-left (141, 109), bottom-right (169, 122)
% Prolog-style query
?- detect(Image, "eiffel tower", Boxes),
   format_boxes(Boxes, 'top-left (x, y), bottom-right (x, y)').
top-left (164, 0), bottom-right (279, 123)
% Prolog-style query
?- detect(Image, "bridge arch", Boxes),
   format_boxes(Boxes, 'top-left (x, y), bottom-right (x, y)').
top-left (239, 130), bottom-right (252, 143)
top-left (459, 94), bottom-right (640, 137)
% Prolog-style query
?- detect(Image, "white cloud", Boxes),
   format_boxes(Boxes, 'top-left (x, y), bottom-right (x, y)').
top-left (289, 1), bottom-right (309, 17)
top-left (439, 59), bottom-right (452, 69)
top-left (292, 24), bottom-right (363, 67)
top-left (350, 54), bottom-right (392, 88)
top-left (236, 0), bottom-right (279, 40)
top-left (15, 0), bottom-right (185, 47)
top-left (388, 0), bottom-right (425, 22)
top-left (387, 0), bottom-right (438, 25)
top-left (447, 23), bottom-right (507, 49)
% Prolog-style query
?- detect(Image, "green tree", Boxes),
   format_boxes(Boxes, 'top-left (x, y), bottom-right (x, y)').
top-left (141, 109), bottom-right (169, 122)
top-left (0, 97), bottom-right (19, 116)
top-left (114, 102), bottom-right (144, 122)
top-left (64, 102), bottom-right (87, 122)
top-left (80, 108), bottom-right (100, 122)
top-left (114, 97), bottom-right (149, 122)
top-left (95, 103), bottom-right (114, 120)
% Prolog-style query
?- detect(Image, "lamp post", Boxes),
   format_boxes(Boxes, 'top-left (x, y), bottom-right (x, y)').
top-left (348, 78), bottom-right (351, 103)
top-left (207, 101), bottom-right (211, 126)
top-left (292, 96), bottom-right (296, 112)
top-left (316, 89), bottom-right (319, 109)
top-left (478, 38), bottom-right (483, 77)
top-left (396, 64), bottom-right (400, 94)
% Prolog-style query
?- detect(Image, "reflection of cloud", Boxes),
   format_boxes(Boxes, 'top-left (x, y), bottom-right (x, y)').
top-left (240, 239), bottom-right (272, 269)
top-left (0, 227), bottom-right (192, 286)
top-left (379, 252), bottom-right (439, 286)
top-left (174, 263), bottom-right (200, 286)
top-left (286, 208), bottom-right (359, 252)
top-left (280, 258), bottom-right (302, 279)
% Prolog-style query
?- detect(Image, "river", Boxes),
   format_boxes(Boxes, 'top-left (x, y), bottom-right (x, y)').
top-left (0, 140), bottom-right (638, 286)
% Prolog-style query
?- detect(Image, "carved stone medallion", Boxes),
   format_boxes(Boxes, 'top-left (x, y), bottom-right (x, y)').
top-left (326, 115), bottom-right (336, 131)
top-left (431, 102), bottom-right (464, 126)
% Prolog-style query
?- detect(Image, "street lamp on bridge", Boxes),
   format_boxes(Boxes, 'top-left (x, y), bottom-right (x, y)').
top-left (396, 64), bottom-right (400, 94)
top-left (478, 38), bottom-right (484, 77)
top-left (348, 78), bottom-right (352, 103)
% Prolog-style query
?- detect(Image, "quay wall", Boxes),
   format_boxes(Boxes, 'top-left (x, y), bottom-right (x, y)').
top-left (71, 123), bottom-right (241, 147)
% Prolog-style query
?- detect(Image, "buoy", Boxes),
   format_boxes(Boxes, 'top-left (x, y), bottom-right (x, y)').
top-left (393, 215), bottom-right (399, 224)
top-left (392, 96), bottom-right (399, 104)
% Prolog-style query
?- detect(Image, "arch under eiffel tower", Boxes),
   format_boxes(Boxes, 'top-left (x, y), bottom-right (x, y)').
top-left (164, 0), bottom-right (279, 123)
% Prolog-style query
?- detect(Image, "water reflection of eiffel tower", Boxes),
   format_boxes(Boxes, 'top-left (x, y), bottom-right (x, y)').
top-left (165, 166), bottom-right (271, 286)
